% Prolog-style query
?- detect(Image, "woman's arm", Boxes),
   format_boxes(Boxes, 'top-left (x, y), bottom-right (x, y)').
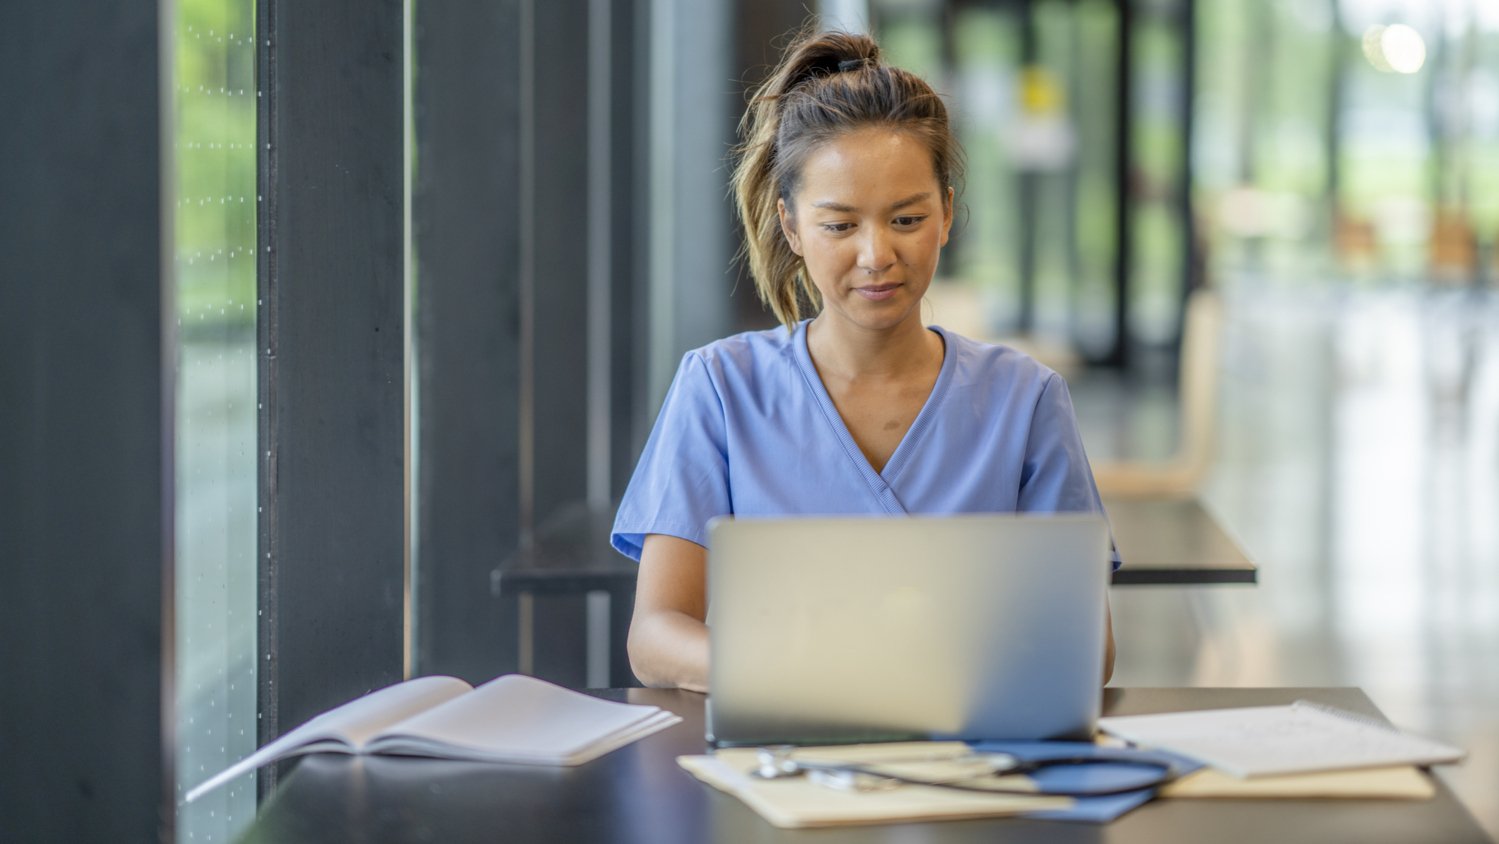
top-left (627, 534), bottom-right (710, 693)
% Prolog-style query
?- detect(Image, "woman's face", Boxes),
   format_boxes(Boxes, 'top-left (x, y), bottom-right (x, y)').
top-left (778, 128), bottom-right (953, 335)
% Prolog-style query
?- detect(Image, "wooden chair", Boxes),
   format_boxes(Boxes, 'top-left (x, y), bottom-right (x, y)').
top-left (1333, 210), bottom-right (1379, 272)
top-left (1090, 288), bottom-right (1223, 499)
top-left (1429, 207), bottom-right (1477, 286)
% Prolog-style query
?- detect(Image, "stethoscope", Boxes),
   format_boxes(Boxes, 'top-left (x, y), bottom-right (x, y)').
top-left (751, 745), bottom-right (1180, 797)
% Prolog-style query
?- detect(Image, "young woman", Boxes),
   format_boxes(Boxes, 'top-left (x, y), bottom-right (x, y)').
top-left (611, 29), bottom-right (1117, 693)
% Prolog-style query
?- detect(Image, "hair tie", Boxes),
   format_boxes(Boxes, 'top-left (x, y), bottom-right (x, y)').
top-left (837, 58), bottom-right (870, 73)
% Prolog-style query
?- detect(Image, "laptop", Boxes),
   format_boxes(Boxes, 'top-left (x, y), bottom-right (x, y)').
top-left (705, 513), bottom-right (1110, 747)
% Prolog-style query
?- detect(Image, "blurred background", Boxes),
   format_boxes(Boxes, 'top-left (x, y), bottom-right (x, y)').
top-left (170, 0), bottom-right (1496, 841)
top-left (6, 0), bottom-right (1494, 841)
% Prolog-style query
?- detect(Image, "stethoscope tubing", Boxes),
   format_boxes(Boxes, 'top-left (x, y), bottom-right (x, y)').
top-left (756, 753), bottom-right (1182, 798)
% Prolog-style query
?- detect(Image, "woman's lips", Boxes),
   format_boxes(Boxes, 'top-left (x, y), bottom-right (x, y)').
top-left (855, 284), bottom-right (900, 301)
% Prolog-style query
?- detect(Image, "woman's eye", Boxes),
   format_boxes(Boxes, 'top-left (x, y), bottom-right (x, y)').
top-left (821, 222), bottom-right (854, 234)
top-left (893, 215), bottom-right (926, 228)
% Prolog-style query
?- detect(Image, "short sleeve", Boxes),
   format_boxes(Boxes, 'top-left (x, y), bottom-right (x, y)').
top-left (1019, 372), bottom-right (1124, 570)
top-left (610, 352), bottom-right (731, 561)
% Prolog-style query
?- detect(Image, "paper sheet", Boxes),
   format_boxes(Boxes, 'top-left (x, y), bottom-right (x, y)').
top-left (1099, 702), bottom-right (1465, 778)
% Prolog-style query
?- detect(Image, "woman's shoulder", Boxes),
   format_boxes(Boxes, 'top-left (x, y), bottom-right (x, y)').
top-left (934, 325), bottom-right (1060, 387)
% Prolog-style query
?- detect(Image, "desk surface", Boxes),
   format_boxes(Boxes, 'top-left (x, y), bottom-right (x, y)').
top-left (495, 497), bottom-right (1256, 593)
top-left (239, 687), bottom-right (1489, 844)
top-left (1103, 495), bottom-right (1257, 585)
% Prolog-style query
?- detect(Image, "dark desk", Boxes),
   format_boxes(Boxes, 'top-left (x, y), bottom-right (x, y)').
top-left (495, 498), bottom-right (1257, 595)
top-left (492, 504), bottom-right (637, 685)
top-left (1103, 495), bottom-right (1257, 585)
top-left (238, 686), bottom-right (1490, 844)
top-left (494, 499), bottom-right (1257, 684)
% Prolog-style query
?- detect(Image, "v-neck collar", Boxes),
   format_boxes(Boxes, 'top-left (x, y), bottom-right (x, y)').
top-left (791, 319), bottom-right (955, 513)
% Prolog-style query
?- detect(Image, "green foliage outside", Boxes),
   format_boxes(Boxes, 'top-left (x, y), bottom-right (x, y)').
top-left (174, 0), bottom-right (256, 330)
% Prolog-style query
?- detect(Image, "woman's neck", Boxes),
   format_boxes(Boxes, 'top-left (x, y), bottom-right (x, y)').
top-left (805, 312), bottom-right (941, 382)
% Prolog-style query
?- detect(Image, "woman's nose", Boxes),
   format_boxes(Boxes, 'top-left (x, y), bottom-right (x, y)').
top-left (858, 227), bottom-right (896, 275)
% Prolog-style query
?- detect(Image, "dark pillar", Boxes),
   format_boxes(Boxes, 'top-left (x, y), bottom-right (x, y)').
top-left (0, 4), bottom-right (170, 840)
top-left (255, 0), bottom-right (407, 782)
top-left (1110, 0), bottom-right (1135, 367)
top-left (1018, 0), bottom-right (1040, 334)
top-left (413, 0), bottom-right (525, 683)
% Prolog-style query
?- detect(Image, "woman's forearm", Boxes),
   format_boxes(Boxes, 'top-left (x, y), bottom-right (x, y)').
top-left (627, 609), bottom-right (710, 693)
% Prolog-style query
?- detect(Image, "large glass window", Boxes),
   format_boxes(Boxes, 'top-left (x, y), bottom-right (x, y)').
top-left (172, 1), bottom-right (258, 841)
top-left (874, 0), bottom-right (1187, 359)
top-left (1195, 0), bottom-right (1499, 286)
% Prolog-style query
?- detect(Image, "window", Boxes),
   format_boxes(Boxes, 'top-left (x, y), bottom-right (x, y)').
top-left (172, 1), bottom-right (259, 840)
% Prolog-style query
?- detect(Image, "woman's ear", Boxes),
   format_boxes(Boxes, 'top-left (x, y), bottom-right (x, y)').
top-left (940, 185), bottom-right (955, 247)
top-left (777, 197), bottom-right (803, 256)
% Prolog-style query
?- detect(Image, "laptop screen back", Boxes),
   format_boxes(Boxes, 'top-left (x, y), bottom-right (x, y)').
top-left (705, 514), bottom-right (1109, 746)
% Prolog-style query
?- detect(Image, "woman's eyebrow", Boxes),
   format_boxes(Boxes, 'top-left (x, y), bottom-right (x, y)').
top-left (887, 192), bottom-right (932, 211)
top-left (810, 192), bottom-right (932, 213)
top-left (810, 199), bottom-right (858, 212)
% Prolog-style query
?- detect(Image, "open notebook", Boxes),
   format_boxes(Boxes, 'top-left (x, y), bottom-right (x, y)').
top-left (185, 674), bottom-right (680, 802)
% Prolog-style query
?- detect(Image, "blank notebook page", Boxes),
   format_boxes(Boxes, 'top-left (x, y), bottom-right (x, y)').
top-left (376, 674), bottom-right (666, 761)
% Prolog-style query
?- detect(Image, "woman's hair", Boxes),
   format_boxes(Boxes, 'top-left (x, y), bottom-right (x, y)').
top-left (731, 28), bottom-right (964, 328)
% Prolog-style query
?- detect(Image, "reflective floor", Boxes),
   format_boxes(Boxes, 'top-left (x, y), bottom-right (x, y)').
top-left (1078, 281), bottom-right (1499, 840)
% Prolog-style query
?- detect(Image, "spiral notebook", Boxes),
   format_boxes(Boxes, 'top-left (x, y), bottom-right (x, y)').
top-left (1098, 700), bottom-right (1465, 778)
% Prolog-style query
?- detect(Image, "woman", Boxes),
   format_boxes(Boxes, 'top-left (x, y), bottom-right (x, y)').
top-left (611, 29), bottom-right (1117, 693)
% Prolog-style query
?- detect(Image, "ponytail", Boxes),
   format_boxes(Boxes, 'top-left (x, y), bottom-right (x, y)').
top-left (730, 28), bottom-right (963, 328)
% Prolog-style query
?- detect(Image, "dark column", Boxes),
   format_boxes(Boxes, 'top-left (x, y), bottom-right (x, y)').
top-left (413, 0), bottom-right (524, 683)
top-left (520, 0), bottom-right (594, 685)
top-left (1110, 0), bottom-right (1135, 368)
top-left (729, 0), bottom-right (811, 335)
top-left (614, 0), bottom-right (651, 496)
top-left (1018, 0), bottom-right (1040, 334)
top-left (645, 0), bottom-right (736, 402)
top-left (1175, 0), bottom-right (1199, 346)
top-left (530, 0), bottom-right (593, 529)
top-left (256, 0), bottom-right (407, 780)
top-left (0, 4), bottom-right (170, 840)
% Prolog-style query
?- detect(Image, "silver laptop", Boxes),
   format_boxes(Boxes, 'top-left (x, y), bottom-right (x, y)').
top-left (705, 513), bottom-right (1110, 746)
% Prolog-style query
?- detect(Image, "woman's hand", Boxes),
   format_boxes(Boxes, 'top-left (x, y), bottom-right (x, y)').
top-left (628, 535), bottom-right (711, 693)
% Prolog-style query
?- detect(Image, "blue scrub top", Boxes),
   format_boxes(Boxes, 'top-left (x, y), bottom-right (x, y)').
top-left (611, 320), bottom-right (1120, 568)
